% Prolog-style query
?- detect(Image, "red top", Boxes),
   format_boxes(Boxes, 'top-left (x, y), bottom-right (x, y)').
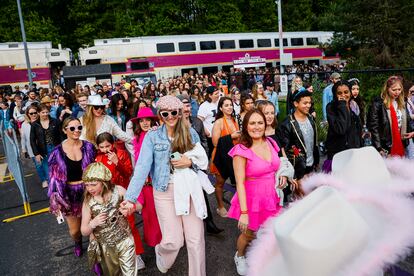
top-left (95, 148), bottom-right (133, 189)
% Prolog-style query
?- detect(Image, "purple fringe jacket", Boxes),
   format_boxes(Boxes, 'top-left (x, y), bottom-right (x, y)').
top-left (48, 140), bottom-right (95, 215)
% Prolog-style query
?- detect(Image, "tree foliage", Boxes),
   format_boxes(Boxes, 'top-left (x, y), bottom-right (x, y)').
top-left (0, 0), bottom-right (412, 68)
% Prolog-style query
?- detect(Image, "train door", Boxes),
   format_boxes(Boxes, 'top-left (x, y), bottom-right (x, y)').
top-left (50, 61), bottom-right (66, 86)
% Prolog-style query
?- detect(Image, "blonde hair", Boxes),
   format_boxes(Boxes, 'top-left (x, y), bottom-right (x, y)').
top-left (162, 111), bottom-right (194, 154)
top-left (291, 76), bottom-right (303, 93)
top-left (381, 76), bottom-right (405, 110)
top-left (82, 106), bottom-right (99, 143)
top-left (252, 83), bottom-right (267, 101)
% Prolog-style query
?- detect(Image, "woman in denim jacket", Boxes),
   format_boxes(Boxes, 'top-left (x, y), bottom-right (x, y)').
top-left (121, 95), bottom-right (208, 276)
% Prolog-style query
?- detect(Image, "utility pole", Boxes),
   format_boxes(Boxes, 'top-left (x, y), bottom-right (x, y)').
top-left (277, 0), bottom-right (284, 74)
top-left (16, 0), bottom-right (33, 87)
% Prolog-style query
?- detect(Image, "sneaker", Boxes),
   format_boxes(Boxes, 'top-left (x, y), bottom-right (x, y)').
top-left (136, 255), bottom-right (145, 270)
top-left (216, 207), bottom-right (228, 218)
top-left (155, 244), bottom-right (168, 274)
top-left (234, 251), bottom-right (247, 275)
top-left (42, 181), bottom-right (48, 188)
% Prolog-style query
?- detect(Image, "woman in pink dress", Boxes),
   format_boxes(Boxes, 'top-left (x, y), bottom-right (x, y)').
top-left (227, 109), bottom-right (286, 276)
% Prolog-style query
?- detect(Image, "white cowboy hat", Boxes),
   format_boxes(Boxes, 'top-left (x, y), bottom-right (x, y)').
top-left (87, 95), bottom-right (110, 106)
top-left (247, 148), bottom-right (414, 276)
top-left (331, 146), bottom-right (391, 188)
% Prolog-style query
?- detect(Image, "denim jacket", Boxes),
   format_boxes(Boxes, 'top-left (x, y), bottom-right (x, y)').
top-left (125, 124), bottom-right (200, 203)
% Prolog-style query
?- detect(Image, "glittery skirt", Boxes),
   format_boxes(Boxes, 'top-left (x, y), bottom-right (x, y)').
top-left (49, 183), bottom-right (84, 217)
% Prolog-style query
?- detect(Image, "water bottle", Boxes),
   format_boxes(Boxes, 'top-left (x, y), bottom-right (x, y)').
top-left (362, 125), bottom-right (372, 147)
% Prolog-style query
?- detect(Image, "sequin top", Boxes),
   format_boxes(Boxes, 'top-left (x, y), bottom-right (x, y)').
top-left (89, 187), bottom-right (131, 247)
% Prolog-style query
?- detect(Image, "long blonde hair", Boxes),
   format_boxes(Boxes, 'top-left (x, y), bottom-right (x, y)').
top-left (381, 76), bottom-right (405, 110)
top-left (82, 106), bottom-right (98, 143)
top-left (167, 112), bottom-right (194, 154)
top-left (252, 83), bottom-right (267, 101)
top-left (83, 181), bottom-right (114, 205)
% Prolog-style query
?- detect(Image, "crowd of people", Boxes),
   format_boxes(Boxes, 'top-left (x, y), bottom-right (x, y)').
top-left (0, 66), bottom-right (414, 275)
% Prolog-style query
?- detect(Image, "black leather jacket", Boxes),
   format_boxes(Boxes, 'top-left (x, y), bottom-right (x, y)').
top-left (277, 114), bottom-right (319, 179)
top-left (367, 97), bottom-right (411, 152)
top-left (325, 100), bottom-right (363, 159)
top-left (30, 118), bottom-right (61, 157)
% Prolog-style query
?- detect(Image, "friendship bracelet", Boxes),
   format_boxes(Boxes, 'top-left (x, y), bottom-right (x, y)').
top-left (240, 210), bottom-right (248, 215)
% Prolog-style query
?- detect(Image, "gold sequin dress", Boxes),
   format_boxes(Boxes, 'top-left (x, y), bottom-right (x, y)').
top-left (88, 187), bottom-right (136, 276)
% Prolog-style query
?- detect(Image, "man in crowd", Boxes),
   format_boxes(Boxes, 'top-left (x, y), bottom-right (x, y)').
top-left (322, 72), bottom-right (341, 122)
top-left (23, 90), bottom-right (39, 111)
top-left (265, 81), bottom-right (279, 116)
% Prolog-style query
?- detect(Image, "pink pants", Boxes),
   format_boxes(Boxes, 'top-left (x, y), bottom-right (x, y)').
top-left (153, 183), bottom-right (206, 276)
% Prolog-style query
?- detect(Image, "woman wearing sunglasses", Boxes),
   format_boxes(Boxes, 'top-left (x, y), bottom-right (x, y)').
top-left (80, 95), bottom-right (133, 153)
top-left (48, 117), bottom-right (95, 258)
top-left (30, 103), bottom-right (61, 188)
top-left (121, 95), bottom-right (209, 275)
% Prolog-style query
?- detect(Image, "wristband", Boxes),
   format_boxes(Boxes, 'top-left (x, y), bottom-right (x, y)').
top-left (240, 210), bottom-right (248, 215)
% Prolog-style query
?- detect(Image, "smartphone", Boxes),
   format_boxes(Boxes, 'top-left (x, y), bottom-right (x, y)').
top-left (170, 152), bottom-right (181, 161)
top-left (56, 211), bottom-right (65, 224)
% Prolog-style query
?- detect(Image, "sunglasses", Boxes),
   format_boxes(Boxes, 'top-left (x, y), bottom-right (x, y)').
top-left (409, 90), bottom-right (414, 94)
top-left (160, 110), bottom-right (179, 118)
top-left (29, 112), bottom-right (37, 115)
top-left (93, 106), bottom-right (105, 110)
top-left (66, 125), bottom-right (83, 132)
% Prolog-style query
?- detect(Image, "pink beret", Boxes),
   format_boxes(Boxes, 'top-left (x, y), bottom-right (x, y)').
top-left (156, 95), bottom-right (183, 110)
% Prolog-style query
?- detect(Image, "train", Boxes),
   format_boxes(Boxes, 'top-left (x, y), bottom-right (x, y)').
top-left (0, 31), bottom-right (335, 89)
top-left (0, 41), bottom-right (71, 88)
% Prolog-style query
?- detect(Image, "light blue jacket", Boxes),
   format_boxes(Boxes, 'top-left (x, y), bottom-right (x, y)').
top-left (125, 124), bottom-right (200, 203)
top-left (322, 84), bottom-right (334, 121)
top-left (266, 91), bottom-right (279, 115)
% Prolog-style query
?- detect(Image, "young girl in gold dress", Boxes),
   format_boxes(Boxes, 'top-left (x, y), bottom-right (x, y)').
top-left (80, 162), bottom-right (137, 276)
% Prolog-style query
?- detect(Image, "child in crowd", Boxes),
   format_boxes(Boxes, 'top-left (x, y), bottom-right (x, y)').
top-left (95, 132), bottom-right (145, 270)
top-left (130, 107), bottom-right (162, 247)
top-left (80, 162), bottom-right (136, 276)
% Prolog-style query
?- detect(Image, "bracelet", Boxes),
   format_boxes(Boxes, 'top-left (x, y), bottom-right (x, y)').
top-left (240, 210), bottom-right (248, 215)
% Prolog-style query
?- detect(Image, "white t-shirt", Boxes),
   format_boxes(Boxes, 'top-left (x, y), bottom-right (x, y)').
top-left (197, 101), bottom-right (218, 137)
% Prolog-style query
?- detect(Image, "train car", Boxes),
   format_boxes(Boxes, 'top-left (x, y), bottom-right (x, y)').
top-left (0, 42), bottom-right (71, 88)
top-left (78, 31), bottom-right (334, 81)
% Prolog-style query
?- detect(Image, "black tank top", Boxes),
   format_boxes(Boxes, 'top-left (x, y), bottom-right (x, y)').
top-left (65, 155), bottom-right (83, 182)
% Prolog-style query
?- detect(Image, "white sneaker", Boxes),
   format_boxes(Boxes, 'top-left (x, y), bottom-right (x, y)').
top-left (155, 244), bottom-right (168, 274)
top-left (136, 255), bottom-right (145, 270)
top-left (234, 251), bottom-right (247, 275)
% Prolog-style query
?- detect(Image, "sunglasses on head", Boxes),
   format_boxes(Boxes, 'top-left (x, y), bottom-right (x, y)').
top-left (93, 106), bottom-right (105, 110)
top-left (66, 125), bottom-right (83, 132)
top-left (160, 110), bottom-right (179, 118)
top-left (29, 112), bottom-right (37, 115)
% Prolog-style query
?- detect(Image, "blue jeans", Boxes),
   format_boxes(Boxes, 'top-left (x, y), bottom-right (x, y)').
top-left (33, 144), bottom-right (55, 183)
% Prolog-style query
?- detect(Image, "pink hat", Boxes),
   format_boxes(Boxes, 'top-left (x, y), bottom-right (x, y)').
top-left (130, 107), bottom-right (157, 123)
top-left (156, 95), bottom-right (183, 110)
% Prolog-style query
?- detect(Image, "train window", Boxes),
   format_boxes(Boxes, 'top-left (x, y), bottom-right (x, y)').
top-left (306, 37), bottom-right (319, 45)
top-left (222, 65), bottom-right (233, 72)
top-left (89, 50), bottom-right (98, 54)
top-left (239, 39), bottom-right (254, 48)
top-left (220, 40), bottom-right (235, 49)
top-left (257, 39), bottom-right (271, 48)
top-left (131, 62), bottom-right (149, 70)
top-left (103, 40), bottom-right (108, 44)
top-left (202, 66), bottom-right (218, 74)
top-left (122, 39), bottom-right (131, 43)
top-left (8, 43), bottom-right (18, 48)
top-left (179, 42), bottom-right (196, 52)
top-left (51, 52), bottom-right (60, 57)
top-left (274, 39), bottom-right (288, 47)
top-left (111, 63), bottom-right (127, 73)
top-left (86, 59), bottom-right (101, 65)
top-left (291, 38), bottom-right (304, 46)
top-left (157, 43), bottom-right (175, 53)
top-left (200, 41), bottom-right (217, 50)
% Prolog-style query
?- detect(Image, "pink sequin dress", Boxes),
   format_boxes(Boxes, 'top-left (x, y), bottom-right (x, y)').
top-left (227, 137), bottom-right (282, 231)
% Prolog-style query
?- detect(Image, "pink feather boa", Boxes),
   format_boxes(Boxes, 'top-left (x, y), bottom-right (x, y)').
top-left (247, 157), bottom-right (414, 276)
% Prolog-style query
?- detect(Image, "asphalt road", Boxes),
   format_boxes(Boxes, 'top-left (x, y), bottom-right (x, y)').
top-left (1, 147), bottom-right (414, 275)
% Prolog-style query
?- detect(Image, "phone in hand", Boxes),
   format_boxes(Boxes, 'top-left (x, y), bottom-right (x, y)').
top-left (56, 211), bottom-right (65, 224)
top-left (170, 152), bottom-right (181, 161)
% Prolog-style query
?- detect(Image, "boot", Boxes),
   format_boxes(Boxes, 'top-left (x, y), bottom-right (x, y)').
top-left (74, 240), bottom-right (83, 257)
top-left (92, 263), bottom-right (103, 276)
